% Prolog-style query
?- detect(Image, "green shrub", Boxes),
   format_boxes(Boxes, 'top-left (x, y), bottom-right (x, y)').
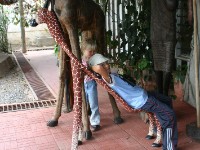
top-left (0, 5), bottom-right (11, 53)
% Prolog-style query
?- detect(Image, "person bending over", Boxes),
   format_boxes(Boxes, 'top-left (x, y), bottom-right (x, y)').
top-left (88, 53), bottom-right (178, 150)
top-left (81, 40), bottom-right (101, 131)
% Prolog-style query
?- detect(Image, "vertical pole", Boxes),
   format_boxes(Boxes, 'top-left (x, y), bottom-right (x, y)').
top-left (107, 0), bottom-right (111, 55)
top-left (19, 0), bottom-right (26, 53)
top-left (112, 0), bottom-right (115, 58)
top-left (121, 0), bottom-right (125, 52)
top-left (193, 0), bottom-right (200, 127)
top-left (117, 0), bottom-right (120, 53)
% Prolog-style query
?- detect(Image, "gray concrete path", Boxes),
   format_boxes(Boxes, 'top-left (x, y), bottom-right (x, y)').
top-left (24, 50), bottom-right (59, 97)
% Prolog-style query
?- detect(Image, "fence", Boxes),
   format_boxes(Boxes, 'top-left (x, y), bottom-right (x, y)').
top-left (95, 0), bottom-right (150, 65)
top-left (95, 0), bottom-right (130, 57)
top-left (95, 0), bottom-right (192, 67)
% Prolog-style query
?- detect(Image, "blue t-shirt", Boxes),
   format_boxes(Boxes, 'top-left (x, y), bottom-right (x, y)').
top-left (105, 74), bottom-right (148, 109)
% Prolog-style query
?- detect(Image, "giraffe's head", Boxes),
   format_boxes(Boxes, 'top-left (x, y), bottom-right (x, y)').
top-left (28, 8), bottom-right (46, 27)
top-left (32, 0), bottom-right (52, 26)
top-left (36, 8), bottom-right (48, 24)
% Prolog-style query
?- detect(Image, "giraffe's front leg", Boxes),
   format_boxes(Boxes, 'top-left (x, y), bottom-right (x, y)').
top-left (47, 48), bottom-right (67, 127)
top-left (78, 124), bottom-right (83, 145)
top-left (70, 60), bottom-right (82, 150)
top-left (62, 20), bottom-right (87, 149)
top-left (74, 74), bottom-right (92, 147)
top-left (108, 94), bottom-right (124, 124)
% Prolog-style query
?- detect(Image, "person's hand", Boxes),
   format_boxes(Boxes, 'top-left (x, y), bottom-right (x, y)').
top-left (92, 65), bottom-right (111, 83)
top-left (91, 65), bottom-right (104, 74)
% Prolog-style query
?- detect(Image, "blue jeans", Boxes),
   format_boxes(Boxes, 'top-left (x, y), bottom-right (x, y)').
top-left (84, 80), bottom-right (100, 126)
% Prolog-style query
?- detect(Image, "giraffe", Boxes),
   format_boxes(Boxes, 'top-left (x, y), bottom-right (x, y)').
top-left (37, 6), bottom-right (135, 149)
top-left (40, 0), bottom-right (123, 140)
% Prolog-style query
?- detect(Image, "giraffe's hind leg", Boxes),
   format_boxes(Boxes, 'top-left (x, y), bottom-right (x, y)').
top-left (152, 114), bottom-right (162, 147)
top-left (146, 112), bottom-right (156, 139)
top-left (78, 125), bottom-right (83, 145)
top-left (145, 112), bottom-right (162, 147)
top-left (82, 84), bottom-right (92, 140)
top-left (63, 59), bottom-right (74, 113)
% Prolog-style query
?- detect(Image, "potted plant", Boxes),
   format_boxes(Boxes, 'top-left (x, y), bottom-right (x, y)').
top-left (172, 65), bottom-right (187, 101)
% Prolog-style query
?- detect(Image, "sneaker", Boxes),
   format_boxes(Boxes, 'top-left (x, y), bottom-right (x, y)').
top-left (91, 125), bottom-right (101, 132)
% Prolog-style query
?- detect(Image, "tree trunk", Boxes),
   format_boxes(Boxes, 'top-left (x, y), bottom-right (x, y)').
top-left (19, 0), bottom-right (26, 53)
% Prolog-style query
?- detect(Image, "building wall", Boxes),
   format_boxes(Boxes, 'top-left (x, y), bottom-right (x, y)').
top-left (7, 23), bottom-right (55, 47)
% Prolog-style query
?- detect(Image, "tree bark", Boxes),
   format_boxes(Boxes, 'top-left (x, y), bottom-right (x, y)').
top-left (19, 0), bottom-right (26, 53)
top-left (193, 0), bottom-right (200, 128)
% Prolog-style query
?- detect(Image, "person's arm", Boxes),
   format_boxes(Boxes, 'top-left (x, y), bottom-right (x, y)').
top-left (91, 65), bottom-right (112, 83)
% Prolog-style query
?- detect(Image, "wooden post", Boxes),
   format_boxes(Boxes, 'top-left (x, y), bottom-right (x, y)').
top-left (19, 0), bottom-right (26, 53)
top-left (193, 0), bottom-right (200, 127)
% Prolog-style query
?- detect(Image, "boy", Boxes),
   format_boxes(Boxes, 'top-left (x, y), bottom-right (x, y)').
top-left (88, 53), bottom-right (178, 150)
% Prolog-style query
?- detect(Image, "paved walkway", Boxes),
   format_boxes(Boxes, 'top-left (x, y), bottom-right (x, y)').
top-left (0, 50), bottom-right (200, 150)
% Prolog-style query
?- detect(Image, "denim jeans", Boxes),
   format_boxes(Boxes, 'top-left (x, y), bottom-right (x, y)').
top-left (84, 80), bottom-right (100, 126)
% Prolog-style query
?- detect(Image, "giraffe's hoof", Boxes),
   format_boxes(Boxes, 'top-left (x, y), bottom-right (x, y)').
top-left (78, 140), bottom-right (83, 145)
top-left (114, 117), bottom-right (124, 124)
top-left (84, 130), bottom-right (92, 140)
top-left (47, 120), bottom-right (58, 127)
top-left (145, 135), bottom-right (154, 140)
top-left (152, 143), bottom-right (162, 147)
top-left (63, 107), bottom-right (72, 113)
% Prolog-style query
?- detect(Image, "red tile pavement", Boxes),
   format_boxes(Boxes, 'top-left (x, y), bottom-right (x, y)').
top-left (1, 50), bottom-right (199, 150)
